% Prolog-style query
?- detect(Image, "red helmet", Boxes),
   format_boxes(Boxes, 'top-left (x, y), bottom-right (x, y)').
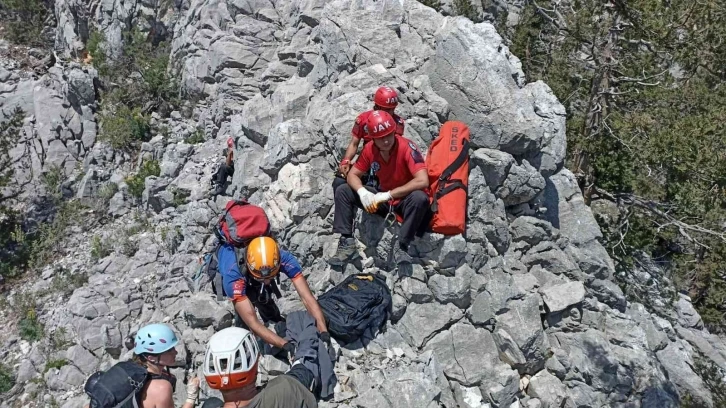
top-left (366, 111), bottom-right (397, 139)
top-left (374, 86), bottom-right (399, 109)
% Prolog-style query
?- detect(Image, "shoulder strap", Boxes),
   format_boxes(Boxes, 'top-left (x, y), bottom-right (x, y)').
top-left (149, 369), bottom-right (177, 392)
top-left (439, 138), bottom-right (470, 182)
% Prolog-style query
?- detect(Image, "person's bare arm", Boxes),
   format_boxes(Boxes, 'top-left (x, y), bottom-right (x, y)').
top-left (346, 166), bottom-right (366, 192)
top-left (292, 277), bottom-right (328, 333)
top-left (339, 136), bottom-right (363, 176)
top-left (225, 149), bottom-right (234, 167)
top-left (234, 298), bottom-right (287, 348)
top-left (389, 169), bottom-right (429, 199)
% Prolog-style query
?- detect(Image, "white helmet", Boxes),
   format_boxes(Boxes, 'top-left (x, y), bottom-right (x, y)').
top-left (203, 327), bottom-right (260, 390)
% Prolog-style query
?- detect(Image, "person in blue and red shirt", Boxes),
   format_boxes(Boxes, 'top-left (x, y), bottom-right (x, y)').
top-left (333, 86), bottom-right (405, 192)
top-left (329, 111), bottom-right (430, 267)
top-left (218, 236), bottom-right (329, 355)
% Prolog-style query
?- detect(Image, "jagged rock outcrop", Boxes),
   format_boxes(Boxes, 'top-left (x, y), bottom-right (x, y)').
top-left (1, 1), bottom-right (725, 408)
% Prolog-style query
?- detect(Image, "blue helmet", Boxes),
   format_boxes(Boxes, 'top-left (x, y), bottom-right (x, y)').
top-left (134, 323), bottom-right (179, 355)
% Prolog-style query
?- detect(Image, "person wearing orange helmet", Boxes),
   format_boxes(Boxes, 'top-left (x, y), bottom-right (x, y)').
top-left (329, 111), bottom-right (430, 266)
top-left (333, 86), bottom-right (405, 191)
top-left (200, 327), bottom-right (317, 408)
top-left (218, 236), bottom-right (329, 356)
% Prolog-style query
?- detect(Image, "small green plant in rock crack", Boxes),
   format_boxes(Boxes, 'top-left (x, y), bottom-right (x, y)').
top-left (170, 187), bottom-right (190, 207)
top-left (184, 129), bottom-right (205, 144)
top-left (16, 296), bottom-right (44, 342)
top-left (50, 268), bottom-right (89, 298)
top-left (41, 165), bottom-right (65, 202)
top-left (0, 363), bottom-right (15, 394)
top-left (18, 310), bottom-right (44, 342)
top-left (50, 327), bottom-right (73, 351)
top-left (90, 235), bottom-right (113, 261)
top-left (43, 359), bottom-right (68, 374)
top-left (125, 160), bottom-right (160, 199)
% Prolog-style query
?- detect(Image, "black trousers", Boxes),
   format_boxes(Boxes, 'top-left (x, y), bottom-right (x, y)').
top-left (332, 182), bottom-right (430, 247)
top-left (215, 163), bottom-right (234, 186)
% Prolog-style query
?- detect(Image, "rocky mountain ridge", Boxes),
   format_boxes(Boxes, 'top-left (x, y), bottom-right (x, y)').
top-left (1, 1), bottom-right (725, 407)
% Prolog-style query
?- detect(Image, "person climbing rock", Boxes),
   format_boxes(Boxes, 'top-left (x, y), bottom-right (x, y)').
top-left (332, 86), bottom-right (405, 192)
top-left (84, 323), bottom-right (200, 408)
top-left (212, 138), bottom-right (235, 196)
top-left (218, 236), bottom-right (328, 354)
top-left (329, 111), bottom-right (430, 267)
top-left (200, 327), bottom-right (318, 408)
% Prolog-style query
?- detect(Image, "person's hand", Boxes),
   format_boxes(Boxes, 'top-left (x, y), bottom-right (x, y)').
top-left (186, 377), bottom-right (200, 404)
top-left (320, 332), bottom-right (332, 349)
top-left (227, 138), bottom-right (234, 149)
top-left (338, 162), bottom-right (351, 177)
top-left (373, 191), bottom-right (393, 206)
top-left (282, 342), bottom-right (296, 363)
top-left (357, 188), bottom-right (377, 213)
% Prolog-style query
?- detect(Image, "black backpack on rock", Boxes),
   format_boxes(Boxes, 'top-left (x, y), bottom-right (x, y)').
top-left (85, 361), bottom-right (176, 408)
top-left (318, 273), bottom-right (392, 344)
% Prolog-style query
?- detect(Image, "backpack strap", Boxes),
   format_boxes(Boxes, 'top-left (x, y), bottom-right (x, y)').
top-left (438, 139), bottom-right (470, 182)
top-left (431, 139), bottom-right (470, 214)
top-left (149, 369), bottom-right (177, 392)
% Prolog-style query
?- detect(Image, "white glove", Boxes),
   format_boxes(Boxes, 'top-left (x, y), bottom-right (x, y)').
top-left (373, 191), bottom-right (393, 206)
top-left (186, 377), bottom-right (200, 404)
top-left (357, 188), bottom-right (377, 213)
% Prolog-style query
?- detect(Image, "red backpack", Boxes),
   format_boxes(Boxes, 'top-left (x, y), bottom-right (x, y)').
top-left (216, 200), bottom-right (271, 247)
top-left (425, 121), bottom-right (470, 235)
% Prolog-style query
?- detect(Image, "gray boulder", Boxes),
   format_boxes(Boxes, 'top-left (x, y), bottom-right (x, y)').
top-left (396, 302), bottom-right (464, 348)
top-left (657, 341), bottom-right (713, 407)
top-left (470, 148), bottom-right (515, 192)
top-left (183, 294), bottom-right (234, 330)
top-left (675, 294), bottom-right (704, 330)
top-left (427, 265), bottom-right (473, 308)
top-left (45, 365), bottom-right (86, 391)
top-left (540, 281), bottom-right (586, 313)
top-left (492, 294), bottom-right (549, 374)
top-left (399, 277), bottom-right (435, 304)
top-left (424, 322), bottom-right (500, 386)
top-left (497, 160), bottom-right (546, 206)
top-left (588, 279), bottom-right (627, 312)
top-left (66, 345), bottom-right (100, 375)
top-left (527, 370), bottom-right (570, 408)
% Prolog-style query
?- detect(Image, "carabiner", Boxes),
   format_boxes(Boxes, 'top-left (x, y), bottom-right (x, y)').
top-left (384, 206), bottom-right (397, 228)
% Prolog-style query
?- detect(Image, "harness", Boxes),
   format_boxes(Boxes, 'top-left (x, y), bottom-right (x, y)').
top-left (194, 243), bottom-right (282, 302)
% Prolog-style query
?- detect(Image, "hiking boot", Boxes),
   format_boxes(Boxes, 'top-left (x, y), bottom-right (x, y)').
top-left (393, 245), bottom-right (413, 266)
top-left (328, 236), bottom-right (359, 266)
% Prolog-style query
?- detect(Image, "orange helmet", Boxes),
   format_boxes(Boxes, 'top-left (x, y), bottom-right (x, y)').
top-left (203, 327), bottom-right (259, 390)
top-left (366, 111), bottom-right (397, 139)
top-left (374, 86), bottom-right (399, 109)
top-left (245, 236), bottom-right (281, 280)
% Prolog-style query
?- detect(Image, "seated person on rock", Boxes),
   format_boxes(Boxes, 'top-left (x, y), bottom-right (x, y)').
top-left (333, 86), bottom-right (405, 191)
top-left (200, 327), bottom-right (318, 408)
top-left (329, 111), bottom-right (430, 266)
top-left (83, 324), bottom-right (200, 408)
top-left (218, 236), bottom-right (330, 356)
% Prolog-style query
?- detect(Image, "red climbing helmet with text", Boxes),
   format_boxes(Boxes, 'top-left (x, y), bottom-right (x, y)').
top-left (374, 86), bottom-right (399, 109)
top-left (366, 111), bottom-right (397, 139)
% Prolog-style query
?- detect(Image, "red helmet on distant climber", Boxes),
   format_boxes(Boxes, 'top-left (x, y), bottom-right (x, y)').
top-left (366, 111), bottom-right (397, 139)
top-left (374, 86), bottom-right (399, 109)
